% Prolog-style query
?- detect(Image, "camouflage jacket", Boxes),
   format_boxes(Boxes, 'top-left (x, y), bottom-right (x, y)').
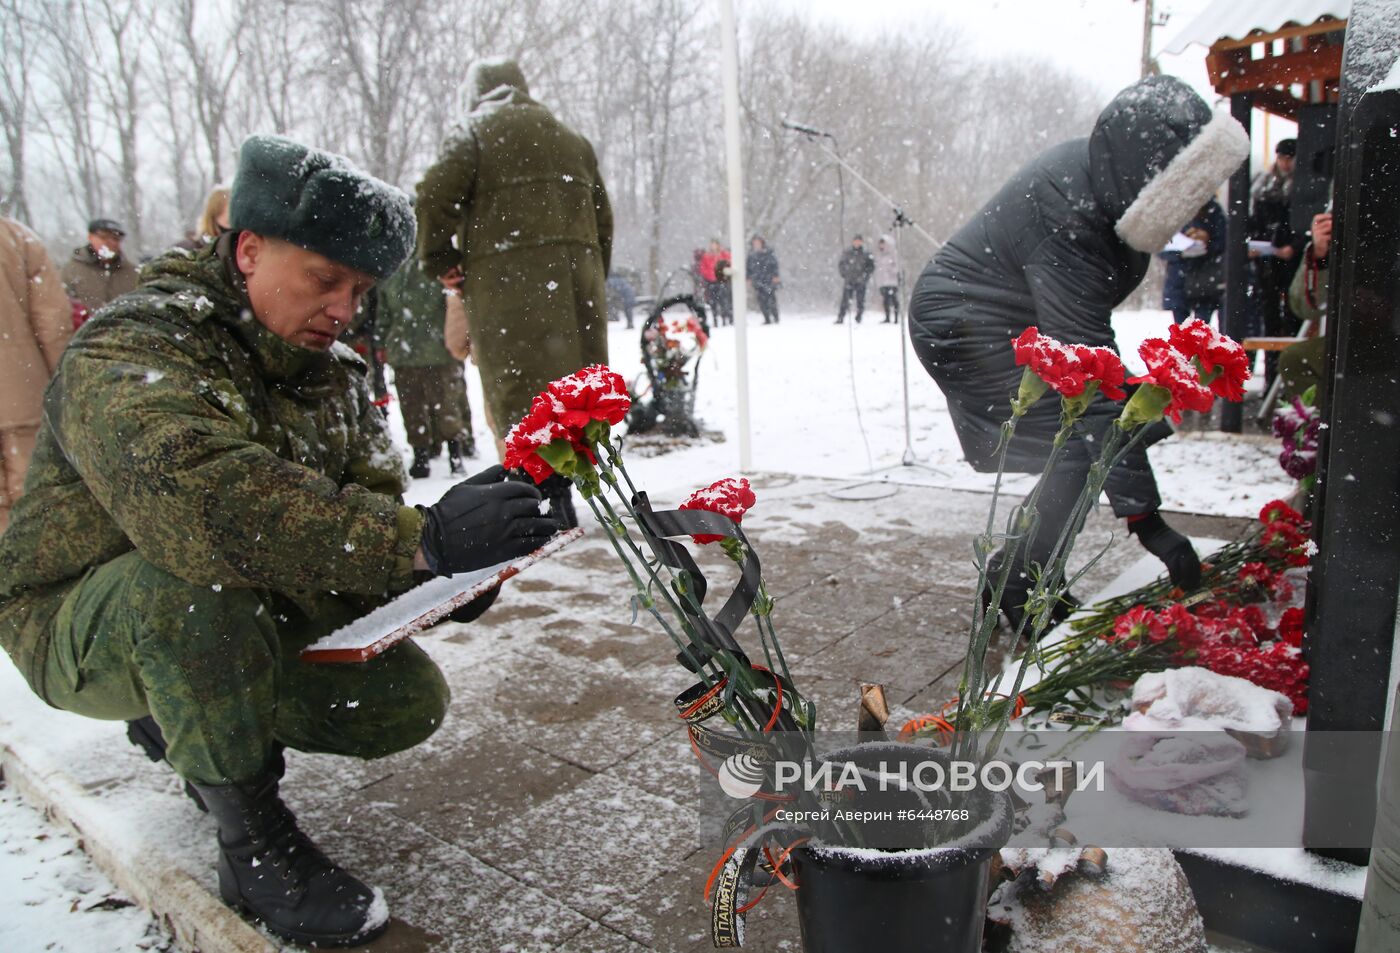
top-left (376, 259), bottom-right (455, 369)
top-left (0, 243), bottom-right (423, 697)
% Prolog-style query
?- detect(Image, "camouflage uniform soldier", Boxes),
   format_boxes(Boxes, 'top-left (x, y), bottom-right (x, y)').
top-left (0, 135), bottom-right (558, 947)
top-left (417, 57), bottom-right (612, 526)
top-left (377, 257), bottom-right (476, 478)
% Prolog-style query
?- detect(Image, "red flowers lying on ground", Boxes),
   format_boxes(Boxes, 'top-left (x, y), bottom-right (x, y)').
top-left (1099, 498), bottom-right (1312, 712)
top-left (679, 478), bottom-right (757, 544)
top-left (504, 365), bottom-right (631, 483)
top-left (1012, 327), bottom-right (1127, 401)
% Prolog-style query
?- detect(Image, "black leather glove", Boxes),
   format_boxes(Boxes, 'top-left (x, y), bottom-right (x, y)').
top-left (419, 467), bottom-right (559, 576)
top-left (1129, 512), bottom-right (1202, 591)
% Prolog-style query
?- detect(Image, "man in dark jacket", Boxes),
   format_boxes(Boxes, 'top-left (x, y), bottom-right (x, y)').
top-left (836, 235), bottom-right (874, 324)
top-left (417, 58), bottom-right (611, 526)
top-left (378, 258), bottom-right (476, 477)
top-left (60, 218), bottom-right (140, 312)
top-left (747, 236), bottom-right (780, 325)
top-left (0, 135), bottom-right (558, 946)
top-left (909, 76), bottom-right (1248, 626)
top-left (1250, 138), bottom-right (1302, 388)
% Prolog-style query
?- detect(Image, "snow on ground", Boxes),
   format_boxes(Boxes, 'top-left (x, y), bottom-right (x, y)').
top-left (393, 308), bottom-right (1292, 517)
top-left (0, 784), bottom-right (171, 951)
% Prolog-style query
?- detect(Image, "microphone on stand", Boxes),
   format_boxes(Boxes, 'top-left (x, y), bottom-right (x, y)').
top-left (780, 118), bottom-right (832, 139)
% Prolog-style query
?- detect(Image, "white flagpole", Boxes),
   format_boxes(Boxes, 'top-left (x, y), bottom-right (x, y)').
top-left (718, 0), bottom-right (752, 473)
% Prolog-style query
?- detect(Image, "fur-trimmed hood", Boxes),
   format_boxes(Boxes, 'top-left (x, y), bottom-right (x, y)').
top-left (1088, 76), bottom-right (1249, 254)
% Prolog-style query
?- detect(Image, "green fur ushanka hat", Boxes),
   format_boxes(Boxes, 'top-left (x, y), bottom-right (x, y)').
top-left (228, 135), bottom-right (416, 281)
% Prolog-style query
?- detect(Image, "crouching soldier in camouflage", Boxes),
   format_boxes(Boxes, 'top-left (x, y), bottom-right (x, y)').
top-left (0, 135), bottom-right (559, 947)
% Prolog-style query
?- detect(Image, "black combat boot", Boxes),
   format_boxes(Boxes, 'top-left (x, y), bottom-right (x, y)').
top-left (409, 447), bottom-right (431, 479)
top-left (127, 716), bottom-right (208, 812)
top-left (446, 439), bottom-right (469, 475)
top-left (191, 770), bottom-right (387, 948)
top-left (1128, 512), bottom-right (1202, 591)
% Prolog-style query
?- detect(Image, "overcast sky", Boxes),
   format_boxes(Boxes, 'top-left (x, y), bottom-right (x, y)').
top-left (769, 0), bottom-right (1298, 159)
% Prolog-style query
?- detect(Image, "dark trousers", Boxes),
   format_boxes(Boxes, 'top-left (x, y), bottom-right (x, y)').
top-left (879, 285), bottom-right (900, 322)
top-left (704, 281), bottom-right (732, 325)
top-left (754, 285), bottom-right (779, 324)
top-left (838, 281), bottom-right (867, 322)
top-left (41, 552), bottom-right (449, 785)
top-left (1016, 434), bottom-right (1162, 571)
top-left (1258, 264), bottom-right (1301, 387)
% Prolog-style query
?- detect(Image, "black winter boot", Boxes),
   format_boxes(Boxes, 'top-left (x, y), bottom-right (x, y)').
top-left (192, 771), bottom-right (387, 948)
top-left (446, 439), bottom-right (467, 476)
top-left (1128, 512), bottom-right (1202, 591)
top-left (126, 716), bottom-right (208, 813)
top-left (409, 447), bottom-right (431, 479)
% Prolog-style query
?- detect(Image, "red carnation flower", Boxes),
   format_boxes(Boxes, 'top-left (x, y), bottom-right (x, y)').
top-left (1262, 521), bottom-right (1313, 568)
top-left (1259, 499), bottom-right (1305, 526)
top-left (1128, 339), bottom-right (1216, 423)
top-left (1013, 328), bottom-right (1092, 397)
top-left (1168, 319), bottom-right (1251, 401)
top-left (1238, 562), bottom-right (1273, 588)
top-left (1278, 607), bottom-right (1305, 648)
top-left (1071, 344), bottom-right (1128, 401)
top-left (504, 393), bottom-right (578, 483)
top-left (1110, 606), bottom-right (1167, 647)
top-left (679, 477), bottom-right (757, 544)
top-left (546, 364), bottom-right (631, 430)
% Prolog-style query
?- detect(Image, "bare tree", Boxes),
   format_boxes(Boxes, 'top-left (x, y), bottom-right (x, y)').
top-left (76, 0), bottom-right (148, 249)
top-left (0, 0), bottom-right (39, 222)
top-left (166, 0), bottom-right (245, 183)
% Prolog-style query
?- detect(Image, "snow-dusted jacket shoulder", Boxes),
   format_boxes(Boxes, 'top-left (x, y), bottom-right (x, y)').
top-left (60, 243), bottom-right (140, 312)
top-left (0, 218), bottom-right (72, 430)
top-left (415, 82), bottom-right (613, 278)
top-left (0, 243), bottom-right (421, 696)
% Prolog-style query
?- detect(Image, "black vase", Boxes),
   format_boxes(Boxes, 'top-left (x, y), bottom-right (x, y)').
top-left (790, 743), bottom-right (1011, 953)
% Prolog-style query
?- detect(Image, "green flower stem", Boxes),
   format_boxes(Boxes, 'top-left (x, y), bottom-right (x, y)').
top-left (956, 407), bottom-right (1081, 759)
top-left (982, 421), bottom-right (1157, 759)
top-left (581, 494), bottom-right (721, 691)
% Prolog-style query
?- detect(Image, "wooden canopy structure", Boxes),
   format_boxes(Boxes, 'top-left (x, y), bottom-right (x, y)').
top-left (1165, 1), bottom-right (1349, 119)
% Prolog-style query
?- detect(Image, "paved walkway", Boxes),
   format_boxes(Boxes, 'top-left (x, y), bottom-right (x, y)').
top-left (0, 475), bottom-right (1253, 952)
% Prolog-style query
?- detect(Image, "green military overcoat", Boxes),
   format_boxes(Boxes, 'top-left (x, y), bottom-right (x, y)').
top-left (416, 59), bottom-right (612, 438)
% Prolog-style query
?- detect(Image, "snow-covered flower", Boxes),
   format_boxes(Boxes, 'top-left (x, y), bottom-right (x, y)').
top-left (679, 477), bottom-right (756, 545)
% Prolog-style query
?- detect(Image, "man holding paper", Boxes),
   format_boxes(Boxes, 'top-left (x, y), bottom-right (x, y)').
top-left (0, 135), bottom-right (557, 947)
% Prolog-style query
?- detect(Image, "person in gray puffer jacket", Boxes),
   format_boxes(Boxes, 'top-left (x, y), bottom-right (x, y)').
top-left (908, 75), bottom-right (1248, 628)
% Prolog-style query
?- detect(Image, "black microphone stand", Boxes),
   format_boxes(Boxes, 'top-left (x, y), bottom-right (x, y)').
top-left (786, 125), bottom-right (942, 469)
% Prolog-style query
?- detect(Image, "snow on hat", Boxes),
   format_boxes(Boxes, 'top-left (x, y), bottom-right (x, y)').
top-left (228, 134), bottom-right (415, 281)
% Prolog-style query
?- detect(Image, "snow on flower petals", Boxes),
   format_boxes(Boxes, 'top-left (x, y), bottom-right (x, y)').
top-left (1012, 327), bottom-right (1126, 400)
top-left (1129, 339), bottom-right (1216, 423)
top-left (678, 477), bottom-right (757, 544)
top-left (546, 364), bottom-right (631, 429)
top-left (502, 366), bottom-right (631, 483)
top-left (503, 393), bottom-right (575, 483)
top-left (1168, 318), bottom-right (1250, 401)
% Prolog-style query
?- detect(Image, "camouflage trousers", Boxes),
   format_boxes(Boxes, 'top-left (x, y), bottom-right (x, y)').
top-left (393, 364), bottom-right (472, 450)
top-left (40, 551), bottom-right (450, 785)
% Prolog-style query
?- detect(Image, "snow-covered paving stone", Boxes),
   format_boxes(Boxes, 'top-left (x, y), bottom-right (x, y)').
top-left (0, 783), bottom-right (172, 951)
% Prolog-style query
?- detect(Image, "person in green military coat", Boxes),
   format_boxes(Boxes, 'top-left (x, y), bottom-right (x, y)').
top-left (0, 135), bottom-right (559, 947)
top-left (377, 256), bottom-right (476, 478)
top-left (417, 57), bottom-right (612, 526)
